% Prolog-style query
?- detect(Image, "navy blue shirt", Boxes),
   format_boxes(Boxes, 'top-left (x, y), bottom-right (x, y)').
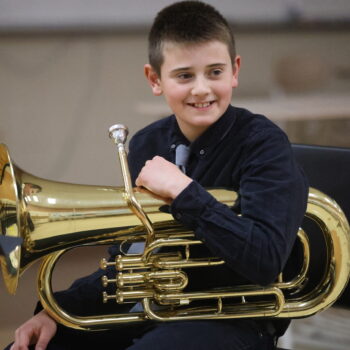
top-left (128, 105), bottom-right (308, 287)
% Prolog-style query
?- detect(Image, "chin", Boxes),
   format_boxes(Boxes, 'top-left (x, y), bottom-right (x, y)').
top-left (193, 115), bottom-right (221, 126)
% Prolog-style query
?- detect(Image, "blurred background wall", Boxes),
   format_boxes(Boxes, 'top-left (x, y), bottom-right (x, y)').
top-left (0, 1), bottom-right (350, 348)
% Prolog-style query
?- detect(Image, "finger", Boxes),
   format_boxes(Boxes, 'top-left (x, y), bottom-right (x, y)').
top-left (35, 330), bottom-right (52, 350)
top-left (135, 172), bottom-right (149, 188)
top-left (13, 328), bottom-right (31, 350)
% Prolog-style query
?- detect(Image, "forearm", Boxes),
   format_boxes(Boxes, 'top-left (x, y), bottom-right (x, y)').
top-left (171, 180), bottom-right (307, 285)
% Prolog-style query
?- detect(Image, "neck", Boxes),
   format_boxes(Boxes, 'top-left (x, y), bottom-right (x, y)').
top-left (176, 121), bottom-right (209, 143)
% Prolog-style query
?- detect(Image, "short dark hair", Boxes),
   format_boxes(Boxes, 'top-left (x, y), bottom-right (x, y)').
top-left (148, 1), bottom-right (236, 76)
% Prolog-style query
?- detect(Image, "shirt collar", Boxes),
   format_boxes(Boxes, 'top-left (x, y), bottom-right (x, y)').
top-left (169, 105), bottom-right (237, 158)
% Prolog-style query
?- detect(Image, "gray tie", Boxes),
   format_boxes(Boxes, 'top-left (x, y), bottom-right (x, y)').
top-left (175, 144), bottom-right (190, 174)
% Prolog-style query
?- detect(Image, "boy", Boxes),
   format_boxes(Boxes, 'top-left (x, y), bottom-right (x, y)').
top-left (7, 1), bottom-right (308, 350)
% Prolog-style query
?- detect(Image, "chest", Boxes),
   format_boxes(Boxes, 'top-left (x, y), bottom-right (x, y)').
top-left (173, 142), bottom-right (243, 190)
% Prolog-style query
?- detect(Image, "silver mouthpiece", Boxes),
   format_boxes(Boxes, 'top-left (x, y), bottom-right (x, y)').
top-left (108, 124), bottom-right (129, 145)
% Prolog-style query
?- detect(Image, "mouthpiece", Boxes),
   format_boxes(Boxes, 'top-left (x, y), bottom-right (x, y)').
top-left (109, 124), bottom-right (129, 145)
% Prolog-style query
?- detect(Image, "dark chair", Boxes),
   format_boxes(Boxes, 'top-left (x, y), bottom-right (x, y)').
top-left (276, 144), bottom-right (350, 350)
top-left (292, 143), bottom-right (350, 307)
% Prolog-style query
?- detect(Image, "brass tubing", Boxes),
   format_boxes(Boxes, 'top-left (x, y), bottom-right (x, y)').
top-left (3, 135), bottom-right (350, 330)
top-left (154, 258), bottom-right (225, 269)
top-left (109, 125), bottom-right (155, 246)
top-left (142, 238), bottom-right (203, 260)
top-left (273, 228), bottom-right (310, 290)
top-left (277, 189), bottom-right (350, 318)
top-left (144, 286), bottom-right (285, 321)
top-left (117, 270), bottom-right (187, 287)
top-left (116, 289), bottom-right (155, 303)
top-left (115, 251), bottom-right (183, 271)
top-left (38, 250), bottom-right (145, 330)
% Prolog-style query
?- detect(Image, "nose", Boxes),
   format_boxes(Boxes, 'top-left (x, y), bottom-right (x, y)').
top-left (191, 76), bottom-right (211, 96)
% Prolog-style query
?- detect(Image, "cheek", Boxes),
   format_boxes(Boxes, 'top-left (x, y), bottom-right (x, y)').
top-left (216, 84), bottom-right (233, 100)
top-left (165, 85), bottom-right (188, 102)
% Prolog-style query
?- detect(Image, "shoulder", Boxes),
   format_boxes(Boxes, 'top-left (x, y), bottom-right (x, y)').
top-left (131, 115), bottom-right (173, 142)
top-left (127, 115), bottom-right (174, 183)
top-left (227, 106), bottom-right (294, 169)
top-left (233, 106), bottom-right (285, 137)
top-left (129, 115), bottom-right (173, 151)
top-left (231, 105), bottom-right (290, 147)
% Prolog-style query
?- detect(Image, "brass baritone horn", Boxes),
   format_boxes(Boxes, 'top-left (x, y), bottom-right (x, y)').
top-left (1, 124), bottom-right (350, 331)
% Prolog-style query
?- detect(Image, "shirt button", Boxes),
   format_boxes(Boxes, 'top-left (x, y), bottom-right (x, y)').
top-left (199, 149), bottom-right (205, 155)
top-left (175, 213), bottom-right (182, 220)
top-left (171, 144), bottom-right (176, 149)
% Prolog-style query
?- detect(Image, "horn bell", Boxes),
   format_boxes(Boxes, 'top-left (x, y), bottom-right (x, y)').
top-left (0, 143), bottom-right (175, 295)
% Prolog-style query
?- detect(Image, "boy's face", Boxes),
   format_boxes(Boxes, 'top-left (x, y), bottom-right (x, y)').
top-left (145, 40), bottom-right (240, 141)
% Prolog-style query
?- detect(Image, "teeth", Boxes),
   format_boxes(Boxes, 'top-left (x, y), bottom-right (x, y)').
top-left (193, 102), bottom-right (210, 108)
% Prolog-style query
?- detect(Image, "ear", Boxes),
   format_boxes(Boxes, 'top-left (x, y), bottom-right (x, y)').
top-left (231, 55), bottom-right (241, 89)
top-left (144, 64), bottom-right (162, 96)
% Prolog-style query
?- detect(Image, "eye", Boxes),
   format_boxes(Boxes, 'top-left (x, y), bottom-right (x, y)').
top-left (176, 72), bottom-right (193, 81)
top-left (209, 68), bottom-right (223, 77)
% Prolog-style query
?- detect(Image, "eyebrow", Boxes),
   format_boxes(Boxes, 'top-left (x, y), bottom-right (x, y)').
top-left (170, 63), bottom-right (227, 74)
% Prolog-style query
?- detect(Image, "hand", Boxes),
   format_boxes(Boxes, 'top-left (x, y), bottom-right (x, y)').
top-left (10, 310), bottom-right (57, 350)
top-left (135, 156), bottom-right (192, 201)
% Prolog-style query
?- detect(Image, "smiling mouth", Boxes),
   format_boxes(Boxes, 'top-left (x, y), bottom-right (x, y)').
top-left (188, 101), bottom-right (215, 108)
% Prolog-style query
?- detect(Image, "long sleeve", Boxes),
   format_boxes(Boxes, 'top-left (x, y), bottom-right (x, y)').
top-left (170, 129), bottom-right (308, 285)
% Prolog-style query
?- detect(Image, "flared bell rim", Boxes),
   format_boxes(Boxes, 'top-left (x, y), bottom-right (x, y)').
top-left (0, 143), bottom-right (21, 294)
